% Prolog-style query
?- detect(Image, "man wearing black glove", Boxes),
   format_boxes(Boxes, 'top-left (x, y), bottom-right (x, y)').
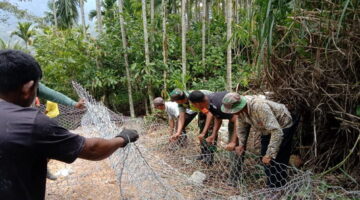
top-left (0, 50), bottom-right (139, 200)
top-left (116, 129), bottom-right (139, 146)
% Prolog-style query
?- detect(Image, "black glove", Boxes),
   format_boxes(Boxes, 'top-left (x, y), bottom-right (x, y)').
top-left (115, 129), bottom-right (139, 146)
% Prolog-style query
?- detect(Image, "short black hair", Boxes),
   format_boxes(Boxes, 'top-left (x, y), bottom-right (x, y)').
top-left (0, 50), bottom-right (42, 94)
top-left (189, 91), bottom-right (205, 103)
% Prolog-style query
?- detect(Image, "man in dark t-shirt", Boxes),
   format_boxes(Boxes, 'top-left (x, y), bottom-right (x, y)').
top-left (0, 50), bottom-right (139, 200)
top-left (189, 91), bottom-right (243, 185)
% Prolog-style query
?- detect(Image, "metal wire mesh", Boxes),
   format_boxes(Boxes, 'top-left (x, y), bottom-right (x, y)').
top-left (46, 82), bottom-right (359, 200)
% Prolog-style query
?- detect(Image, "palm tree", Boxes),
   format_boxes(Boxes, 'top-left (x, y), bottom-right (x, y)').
top-left (44, 0), bottom-right (79, 29)
top-left (11, 22), bottom-right (35, 48)
top-left (79, 0), bottom-right (87, 36)
top-left (226, 0), bottom-right (233, 91)
top-left (162, 0), bottom-right (168, 92)
top-left (181, 0), bottom-right (187, 88)
top-left (201, 0), bottom-right (206, 69)
top-left (52, 0), bottom-right (58, 28)
top-left (89, 0), bottom-right (117, 32)
top-left (56, 0), bottom-right (79, 29)
top-left (141, 0), bottom-right (155, 113)
top-left (118, 0), bottom-right (135, 117)
top-left (96, 0), bottom-right (103, 33)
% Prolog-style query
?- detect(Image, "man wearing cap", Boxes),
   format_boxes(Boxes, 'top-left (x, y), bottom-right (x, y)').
top-left (169, 88), bottom-right (214, 163)
top-left (153, 97), bottom-right (187, 146)
top-left (221, 92), bottom-right (296, 188)
top-left (189, 91), bottom-right (242, 181)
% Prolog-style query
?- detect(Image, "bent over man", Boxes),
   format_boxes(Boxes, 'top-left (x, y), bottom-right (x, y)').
top-left (169, 89), bottom-right (214, 164)
top-left (189, 91), bottom-right (242, 181)
top-left (222, 92), bottom-right (297, 188)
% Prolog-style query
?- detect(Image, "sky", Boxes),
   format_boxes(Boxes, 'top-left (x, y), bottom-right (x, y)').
top-left (0, 0), bottom-right (96, 43)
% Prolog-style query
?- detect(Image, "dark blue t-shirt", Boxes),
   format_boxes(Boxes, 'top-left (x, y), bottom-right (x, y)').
top-left (0, 99), bottom-right (85, 200)
top-left (208, 91), bottom-right (233, 120)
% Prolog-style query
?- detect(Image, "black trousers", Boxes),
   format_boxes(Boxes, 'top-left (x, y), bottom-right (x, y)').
top-left (260, 120), bottom-right (298, 188)
top-left (198, 113), bottom-right (216, 165)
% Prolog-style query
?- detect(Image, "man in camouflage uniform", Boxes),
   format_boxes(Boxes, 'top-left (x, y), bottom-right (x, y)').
top-left (222, 92), bottom-right (297, 188)
top-left (189, 91), bottom-right (243, 183)
top-left (169, 89), bottom-right (214, 165)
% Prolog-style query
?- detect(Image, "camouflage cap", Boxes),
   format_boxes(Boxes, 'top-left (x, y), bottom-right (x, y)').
top-left (221, 92), bottom-right (247, 114)
top-left (153, 97), bottom-right (165, 106)
top-left (170, 88), bottom-right (186, 101)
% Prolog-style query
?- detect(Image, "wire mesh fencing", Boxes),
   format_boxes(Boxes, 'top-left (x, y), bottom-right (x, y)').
top-left (45, 82), bottom-right (359, 200)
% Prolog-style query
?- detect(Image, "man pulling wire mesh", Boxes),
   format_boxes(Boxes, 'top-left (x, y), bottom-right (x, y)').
top-left (169, 88), bottom-right (215, 165)
top-left (0, 50), bottom-right (139, 200)
top-left (221, 92), bottom-right (298, 188)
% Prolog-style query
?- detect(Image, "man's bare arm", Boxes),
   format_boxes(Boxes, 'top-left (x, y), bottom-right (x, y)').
top-left (230, 116), bottom-right (239, 143)
top-left (169, 119), bottom-right (175, 135)
top-left (78, 137), bottom-right (126, 161)
top-left (78, 129), bottom-right (138, 161)
top-left (174, 112), bottom-right (186, 136)
top-left (200, 112), bottom-right (214, 136)
top-left (204, 117), bottom-right (222, 145)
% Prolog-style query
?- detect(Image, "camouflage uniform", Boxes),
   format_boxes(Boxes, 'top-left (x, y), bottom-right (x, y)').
top-left (222, 93), bottom-right (297, 188)
top-left (237, 97), bottom-right (293, 158)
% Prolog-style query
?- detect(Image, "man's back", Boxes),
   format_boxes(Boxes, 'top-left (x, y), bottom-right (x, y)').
top-left (165, 101), bottom-right (179, 119)
top-left (208, 91), bottom-right (233, 120)
top-left (0, 99), bottom-right (85, 200)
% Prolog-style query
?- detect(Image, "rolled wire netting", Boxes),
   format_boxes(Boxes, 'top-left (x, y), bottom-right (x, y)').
top-left (46, 82), bottom-right (359, 200)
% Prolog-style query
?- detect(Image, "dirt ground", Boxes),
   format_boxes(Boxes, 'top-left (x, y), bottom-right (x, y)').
top-left (46, 129), bottom-right (120, 200)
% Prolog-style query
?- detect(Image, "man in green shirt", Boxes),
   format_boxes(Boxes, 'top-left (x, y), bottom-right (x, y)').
top-left (38, 83), bottom-right (85, 109)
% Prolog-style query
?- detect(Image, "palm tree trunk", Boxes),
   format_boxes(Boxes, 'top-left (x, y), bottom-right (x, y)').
top-left (206, 0), bottom-right (210, 25)
top-left (150, 0), bottom-right (155, 57)
top-left (96, 0), bottom-right (103, 33)
top-left (118, 0), bottom-right (135, 118)
top-left (52, 0), bottom-right (58, 28)
top-left (222, 0), bottom-right (226, 17)
top-left (162, 0), bottom-right (168, 92)
top-left (181, 0), bottom-right (187, 89)
top-left (226, 0), bottom-right (232, 91)
top-left (201, 0), bottom-right (206, 69)
top-left (144, 98), bottom-right (149, 115)
top-left (80, 0), bottom-right (86, 36)
top-left (141, 0), bottom-right (155, 113)
top-left (150, 0), bottom-right (155, 27)
top-left (187, 0), bottom-right (192, 27)
top-left (235, 0), bottom-right (240, 24)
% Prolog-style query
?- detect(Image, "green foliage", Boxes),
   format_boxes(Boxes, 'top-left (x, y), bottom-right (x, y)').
top-left (0, 38), bottom-right (29, 52)
top-left (30, 0), bottom-right (261, 114)
top-left (34, 28), bottom-right (97, 98)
